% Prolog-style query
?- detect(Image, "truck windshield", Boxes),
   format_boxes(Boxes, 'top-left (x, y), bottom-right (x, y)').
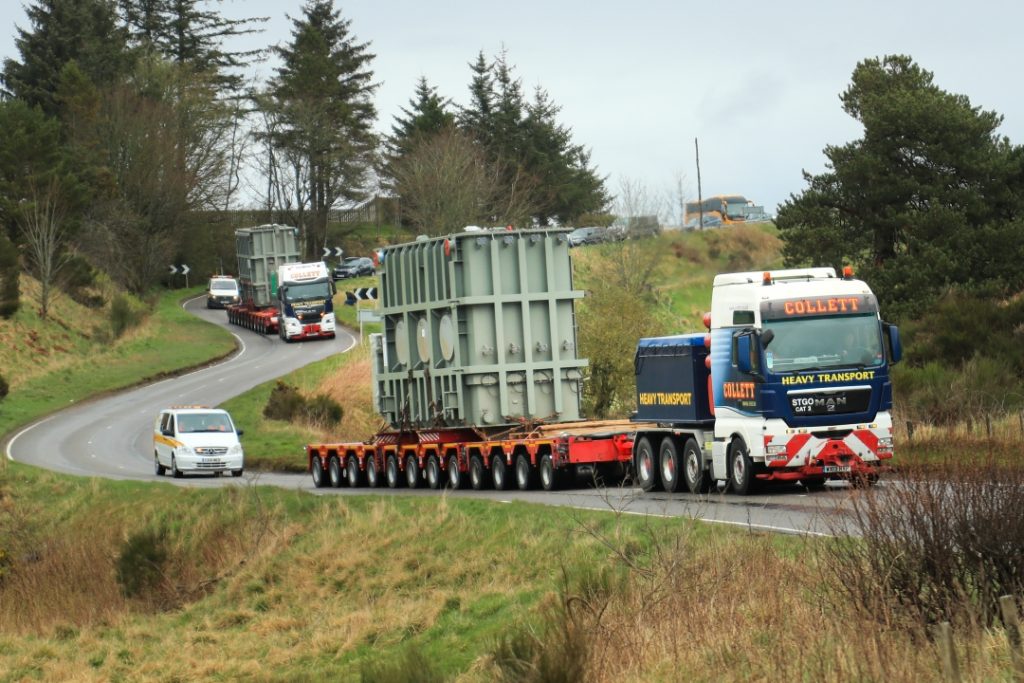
top-left (763, 314), bottom-right (884, 373)
top-left (284, 281), bottom-right (331, 303)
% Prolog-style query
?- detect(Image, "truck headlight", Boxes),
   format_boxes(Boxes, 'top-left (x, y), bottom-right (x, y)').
top-left (766, 444), bottom-right (788, 457)
top-left (877, 437), bottom-right (894, 452)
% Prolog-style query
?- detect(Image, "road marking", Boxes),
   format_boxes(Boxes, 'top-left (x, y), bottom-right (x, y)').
top-left (614, 508), bottom-right (834, 537)
top-left (5, 415), bottom-right (57, 461)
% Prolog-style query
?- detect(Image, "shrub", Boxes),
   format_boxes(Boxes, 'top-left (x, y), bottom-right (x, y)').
top-left (58, 255), bottom-right (103, 308)
top-left (109, 294), bottom-right (134, 339)
top-left (304, 393), bottom-right (343, 426)
top-left (0, 372), bottom-right (8, 401)
top-left (115, 526), bottom-right (169, 600)
top-left (263, 381), bottom-right (305, 421)
top-left (822, 458), bottom-right (1024, 629)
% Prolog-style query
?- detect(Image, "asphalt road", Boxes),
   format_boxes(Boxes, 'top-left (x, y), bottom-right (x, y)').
top-left (6, 296), bottom-right (866, 537)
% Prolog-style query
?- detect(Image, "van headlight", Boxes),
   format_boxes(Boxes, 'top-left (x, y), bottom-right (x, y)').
top-left (177, 445), bottom-right (194, 456)
top-left (229, 444), bottom-right (243, 456)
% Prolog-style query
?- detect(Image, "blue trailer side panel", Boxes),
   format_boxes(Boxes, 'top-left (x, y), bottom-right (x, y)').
top-left (634, 334), bottom-right (713, 424)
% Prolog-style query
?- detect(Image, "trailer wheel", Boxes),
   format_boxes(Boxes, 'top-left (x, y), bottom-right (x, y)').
top-left (386, 456), bottom-right (400, 488)
top-left (659, 438), bottom-right (683, 493)
top-left (328, 456), bottom-right (344, 488)
top-left (446, 455), bottom-right (463, 489)
top-left (539, 454), bottom-right (558, 491)
top-left (426, 456), bottom-right (442, 489)
top-left (154, 452), bottom-right (165, 476)
top-left (310, 456), bottom-right (327, 488)
top-left (514, 454), bottom-right (535, 490)
top-left (492, 455), bottom-right (509, 490)
top-left (470, 456), bottom-right (487, 490)
top-left (634, 437), bottom-right (659, 492)
top-left (347, 457), bottom-right (362, 487)
top-left (683, 438), bottom-right (713, 494)
top-left (728, 438), bottom-right (756, 495)
top-left (405, 454), bottom-right (420, 488)
top-left (366, 457), bottom-right (380, 488)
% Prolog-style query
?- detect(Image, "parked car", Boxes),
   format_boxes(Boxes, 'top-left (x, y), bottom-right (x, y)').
top-left (206, 275), bottom-right (239, 309)
top-left (333, 256), bottom-right (375, 280)
top-left (567, 227), bottom-right (605, 247)
top-left (154, 406), bottom-right (244, 478)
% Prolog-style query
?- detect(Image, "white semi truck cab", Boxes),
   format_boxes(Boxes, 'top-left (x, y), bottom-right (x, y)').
top-left (276, 261), bottom-right (336, 342)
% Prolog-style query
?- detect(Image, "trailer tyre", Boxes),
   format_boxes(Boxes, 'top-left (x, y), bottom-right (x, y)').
top-left (683, 438), bottom-right (713, 494)
top-left (328, 456), bottom-right (344, 488)
top-left (426, 456), bottom-right (441, 490)
top-left (492, 455), bottom-right (509, 491)
top-left (515, 454), bottom-right (536, 491)
top-left (386, 456), bottom-right (400, 489)
top-left (347, 457), bottom-right (362, 487)
top-left (310, 457), bottom-right (327, 488)
top-left (366, 458), bottom-right (380, 488)
top-left (728, 438), bottom-right (757, 495)
top-left (470, 456), bottom-right (487, 490)
top-left (539, 453), bottom-right (558, 491)
top-left (659, 437), bottom-right (683, 493)
top-left (634, 437), bottom-right (659, 492)
top-left (405, 454), bottom-right (420, 489)
top-left (447, 455), bottom-right (463, 489)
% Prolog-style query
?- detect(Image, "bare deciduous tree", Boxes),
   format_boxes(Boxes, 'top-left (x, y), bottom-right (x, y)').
top-left (17, 176), bottom-right (73, 319)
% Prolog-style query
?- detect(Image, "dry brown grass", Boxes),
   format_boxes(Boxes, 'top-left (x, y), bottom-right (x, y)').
top-left (308, 343), bottom-right (386, 440)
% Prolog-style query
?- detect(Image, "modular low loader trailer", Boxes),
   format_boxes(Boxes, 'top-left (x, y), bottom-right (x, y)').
top-left (307, 229), bottom-right (903, 494)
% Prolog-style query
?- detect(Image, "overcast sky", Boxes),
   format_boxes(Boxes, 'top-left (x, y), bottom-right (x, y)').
top-left (3, 0), bottom-right (1022, 219)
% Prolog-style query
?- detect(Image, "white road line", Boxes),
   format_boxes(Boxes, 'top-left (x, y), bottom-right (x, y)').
top-left (615, 508), bottom-right (834, 537)
top-left (5, 415), bottom-right (57, 461)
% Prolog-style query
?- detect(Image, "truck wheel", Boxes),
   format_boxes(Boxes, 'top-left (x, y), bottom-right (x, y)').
top-left (801, 478), bottom-right (827, 492)
top-left (515, 454), bottom-right (535, 490)
top-left (386, 456), bottom-right (400, 489)
top-left (659, 438), bottom-right (683, 493)
top-left (328, 456), bottom-right (343, 488)
top-left (539, 454), bottom-right (558, 491)
top-left (347, 457), bottom-right (362, 487)
top-left (634, 437), bottom-right (659, 492)
top-left (366, 458), bottom-right (380, 488)
top-left (154, 453), bottom-right (165, 476)
top-left (405, 454), bottom-right (420, 488)
top-left (311, 457), bottom-right (327, 488)
top-left (448, 456), bottom-right (464, 489)
top-left (426, 456), bottom-right (441, 490)
top-left (492, 455), bottom-right (509, 490)
top-left (683, 438), bottom-right (713, 494)
top-left (171, 455), bottom-right (183, 479)
top-left (728, 438), bottom-right (756, 495)
top-left (470, 456), bottom-right (487, 490)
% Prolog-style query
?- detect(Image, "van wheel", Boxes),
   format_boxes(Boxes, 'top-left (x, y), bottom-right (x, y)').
top-left (154, 453), bottom-right (165, 476)
top-left (634, 437), bottom-right (659, 492)
top-left (171, 455), bottom-right (183, 479)
top-left (683, 438), bottom-right (713, 494)
top-left (328, 456), bottom-right (344, 488)
top-left (231, 469), bottom-right (243, 478)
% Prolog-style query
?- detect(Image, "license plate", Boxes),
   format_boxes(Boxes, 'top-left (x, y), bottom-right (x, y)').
top-left (823, 465), bottom-right (851, 474)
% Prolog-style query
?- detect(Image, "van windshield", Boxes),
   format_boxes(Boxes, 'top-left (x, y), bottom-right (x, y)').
top-left (210, 280), bottom-right (237, 291)
top-left (177, 413), bottom-right (233, 433)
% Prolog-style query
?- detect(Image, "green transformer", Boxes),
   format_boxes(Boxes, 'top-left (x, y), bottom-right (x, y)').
top-left (235, 224), bottom-right (300, 307)
top-left (372, 229), bottom-right (587, 429)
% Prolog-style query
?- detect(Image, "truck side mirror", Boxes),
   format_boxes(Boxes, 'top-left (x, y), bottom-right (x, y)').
top-left (760, 329), bottom-right (775, 348)
top-left (884, 322), bottom-right (902, 365)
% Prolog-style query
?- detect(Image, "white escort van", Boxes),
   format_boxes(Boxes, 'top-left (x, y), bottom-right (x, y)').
top-left (154, 406), bottom-right (244, 478)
